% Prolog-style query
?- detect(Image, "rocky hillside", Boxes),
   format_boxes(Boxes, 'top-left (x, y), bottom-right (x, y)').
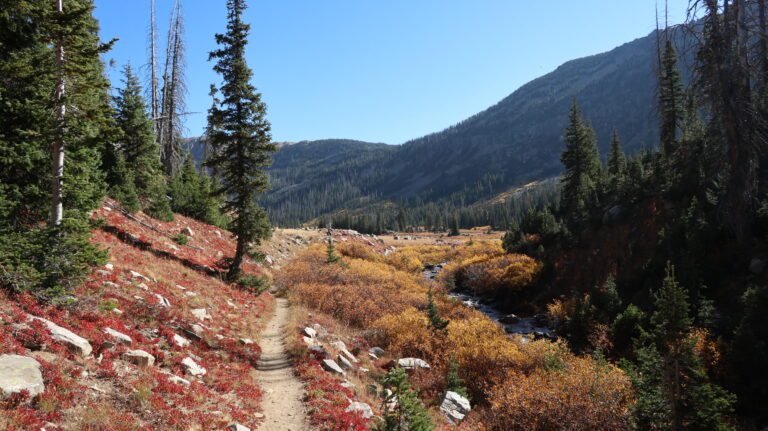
top-left (0, 200), bottom-right (321, 431)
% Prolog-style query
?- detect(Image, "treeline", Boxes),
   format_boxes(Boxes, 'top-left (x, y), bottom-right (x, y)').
top-left (313, 179), bottom-right (560, 235)
top-left (502, 3), bottom-right (768, 428)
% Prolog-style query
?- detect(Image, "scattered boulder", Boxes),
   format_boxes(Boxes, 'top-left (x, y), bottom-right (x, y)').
top-left (330, 341), bottom-right (347, 350)
top-left (396, 358), bottom-right (430, 370)
top-left (182, 357), bottom-right (207, 376)
top-left (172, 334), bottom-right (191, 347)
top-left (321, 359), bottom-right (346, 375)
top-left (340, 349), bottom-right (359, 364)
top-left (95, 270), bottom-right (111, 277)
top-left (369, 347), bottom-right (385, 357)
top-left (302, 327), bottom-right (317, 338)
top-left (129, 270), bottom-right (149, 281)
top-left (369, 352), bottom-right (379, 360)
top-left (227, 424), bottom-right (250, 431)
top-left (28, 316), bottom-right (92, 357)
top-left (123, 350), bottom-right (155, 367)
top-left (239, 338), bottom-right (254, 345)
top-left (749, 258), bottom-right (766, 274)
top-left (313, 323), bottom-right (329, 338)
top-left (153, 294), bottom-right (171, 308)
top-left (103, 327), bottom-right (132, 346)
top-left (168, 375), bottom-right (191, 386)
top-left (0, 355), bottom-right (45, 398)
top-left (181, 227), bottom-right (194, 236)
top-left (182, 327), bottom-right (203, 342)
top-left (340, 380), bottom-right (356, 389)
top-left (191, 308), bottom-right (211, 321)
top-left (440, 391), bottom-right (472, 424)
top-left (338, 354), bottom-right (355, 370)
top-left (345, 401), bottom-right (374, 419)
top-left (308, 345), bottom-right (328, 358)
top-left (105, 263), bottom-right (114, 271)
top-left (498, 314), bottom-right (520, 324)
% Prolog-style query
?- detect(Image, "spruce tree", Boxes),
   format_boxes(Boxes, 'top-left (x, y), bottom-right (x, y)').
top-left (659, 39), bottom-right (684, 160)
top-left (375, 367), bottom-right (435, 431)
top-left (629, 264), bottom-right (735, 431)
top-left (205, 0), bottom-right (277, 280)
top-left (426, 288), bottom-right (449, 332)
top-left (111, 64), bottom-right (172, 220)
top-left (607, 129), bottom-right (626, 197)
top-left (560, 99), bottom-right (602, 229)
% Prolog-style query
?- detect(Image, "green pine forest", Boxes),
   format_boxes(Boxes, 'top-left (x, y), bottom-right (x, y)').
top-left (2, 0), bottom-right (768, 430)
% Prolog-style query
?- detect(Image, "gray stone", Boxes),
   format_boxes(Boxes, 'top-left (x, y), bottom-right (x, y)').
top-left (499, 314), bottom-right (520, 324)
top-left (239, 338), bottom-right (254, 345)
top-left (749, 258), bottom-right (766, 274)
top-left (0, 355), bottom-right (44, 398)
top-left (29, 316), bottom-right (92, 357)
top-left (191, 308), bottom-right (211, 321)
top-left (226, 424), bottom-right (250, 431)
top-left (330, 340), bottom-right (347, 351)
top-left (345, 401), bottom-right (374, 419)
top-left (312, 323), bottom-right (329, 337)
top-left (369, 347), bottom-right (385, 357)
top-left (340, 348), bottom-right (359, 364)
top-left (154, 294), bottom-right (171, 307)
top-left (124, 350), bottom-right (155, 367)
top-left (321, 359), bottom-right (346, 375)
top-left (338, 354), bottom-right (355, 370)
top-left (302, 326), bottom-right (317, 338)
top-left (168, 375), bottom-right (191, 386)
top-left (181, 227), bottom-right (194, 236)
top-left (172, 334), bottom-right (191, 347)
top-left (397, 358), bottom-right (430, 370)
top-left (129, 270), bottom-right (149, 281)
top-left (182, 357), bottom-right (207, 376)
top-left (340, 380), bottom-right (356, 389)
top-left (103, 327), bottom-right (132, 345)
top-left (440, 391), bottom-right (471, 424)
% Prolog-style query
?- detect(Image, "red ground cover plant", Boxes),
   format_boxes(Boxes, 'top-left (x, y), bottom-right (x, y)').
top-left (0, 200), bottom-right (274, 430)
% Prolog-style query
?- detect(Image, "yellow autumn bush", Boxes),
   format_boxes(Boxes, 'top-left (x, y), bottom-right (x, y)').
top-left (446, 253), bottom-right (542, 296)
top-left (485, 357), bottom-right (633, 431)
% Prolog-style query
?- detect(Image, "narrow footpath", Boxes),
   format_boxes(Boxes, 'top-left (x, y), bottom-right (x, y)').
top-left (254, 297), bottom-right (309, 431)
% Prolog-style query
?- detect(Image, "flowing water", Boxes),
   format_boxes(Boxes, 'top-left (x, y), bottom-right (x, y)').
top-left (424, 263), bottom-right (555, 339)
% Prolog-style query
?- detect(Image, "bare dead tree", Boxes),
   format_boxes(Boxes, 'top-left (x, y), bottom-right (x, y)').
top-left (51, 0), bottom-right (65, 226)
top-left (158, 0), bottom-right (187, 175)
top-left (149, 0), bottom-right (159, 129)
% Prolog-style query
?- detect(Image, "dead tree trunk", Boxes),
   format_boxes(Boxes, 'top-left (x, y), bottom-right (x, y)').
top-left (51, 0), bottom-right (65, 226)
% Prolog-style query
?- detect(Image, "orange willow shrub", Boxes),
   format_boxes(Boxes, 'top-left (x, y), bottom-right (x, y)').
top-left (371, 307), bottom-right (434, 358)
top-left (446, 253), bottom-right (543, 296)
top-left (485, 357), bottom-right (633, 431)
top-left (280, 245), bottom-right (428, 327)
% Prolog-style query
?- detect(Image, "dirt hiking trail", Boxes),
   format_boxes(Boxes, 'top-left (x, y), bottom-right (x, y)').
top-left (254, 297), bottom-right (309, 431)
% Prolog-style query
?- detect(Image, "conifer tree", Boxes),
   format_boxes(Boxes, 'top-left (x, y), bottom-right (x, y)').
top-left (560, 99), bottom-right (602, 228)
top-left (112, 64), bottom-right (172, 220)
top-left (205, 0), bottom-right (277, 280)
top-left (376, 367), bottom-right (435, 431)
top-left (629, 264), bottom-right (735, 431)
top-left (168, 156), bottom-right (227, 227)
top-left (659, 39), bottom-right (684, 159)
top-left (426, 288), bottom-right (449, 332)
top-left (607, 129), bottom-right (627, 198)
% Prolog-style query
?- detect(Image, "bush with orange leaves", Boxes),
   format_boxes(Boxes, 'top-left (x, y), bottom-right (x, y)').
top-left (446, 252), bottom-right (542, 297)
top-left (484, 356), bottom-right (632, 431)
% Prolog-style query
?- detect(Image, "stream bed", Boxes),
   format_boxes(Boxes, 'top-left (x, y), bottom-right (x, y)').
top-left (424, 263), bottom-right (556, 339)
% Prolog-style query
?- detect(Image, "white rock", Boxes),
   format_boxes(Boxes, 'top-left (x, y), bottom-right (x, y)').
top-left (103, 327), bottom-right (132, 345)
top-left (338, 354), bottom-right (355, 370)
top-left (124, 350), bottom-right (155, 367)
top-left (0, 355), bottom-right (44, 398)
top-left (341, 348), bottom-right (359, 364)
top-left (154, 293), bottom-right (171, 308)
top-left (185, 291), bottom-right (198, 297)
top-left (340, 380), bottom-right (356, 389)
top-left (302, 327), bottom-right (317, 338)
top-left (227, 424), bottom-right (250, 431)
top-left (28, 316), bottom-right (92, 357)
top-left (226, 299), bottom-right (238, 309)
top-left (321, 359), bottom-right (346, 375)
top-left (440, 391), bottom-right (472, 424)
top-left (181, 227), bottom-right (194, 236)
top-left (182, 357), bottom-right (207, 376)
top-left (302, 336), bottom-right (317, 346)
top-left (190, 324), bottom-right (205, 335)
top-left (168, 375), bottom-right (191, 386)
top-left (175, 284), bottom-right (187, 290)
top-left (191, 308), bottom-right (211, 321)
top-left (345, 401), bottom-right (374, 419)
top-left (369, 347), bottom-right (385, 357)
top-left (105, 264), bottom-right (114, 271)
top-left (138, 283), bottom-right (150, 291)
top-left (239, 338), bottom-right (254, 345)
top-left (129, 270), bottom-right (149, 281)
top-left (172, 334), bottom-right (190, 347)
top-left (103, 282), bottom-right (119, 288)
top-left (397, 358), bottom-right (430, 370)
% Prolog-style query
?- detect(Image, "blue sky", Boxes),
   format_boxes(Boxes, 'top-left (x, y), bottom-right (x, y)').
top-left (94, 1), bottom-right (690, 144)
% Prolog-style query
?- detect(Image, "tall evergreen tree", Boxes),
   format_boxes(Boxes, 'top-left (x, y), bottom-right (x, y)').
top-left (560, 99), bottom-right (602, 228)
top-left (0, 0), bottom-right (113, 299)
top-left (111, 64), bottom-right (172, 220)
top-left (630, 264), bottom-right (735, 431)
top-left (205, 0), bottom-right (277, 280)
top-left (659, 39), bottom-right (684, 160)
